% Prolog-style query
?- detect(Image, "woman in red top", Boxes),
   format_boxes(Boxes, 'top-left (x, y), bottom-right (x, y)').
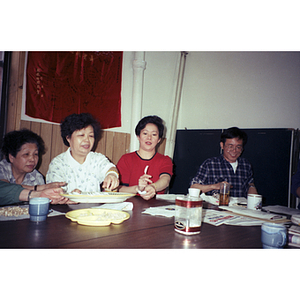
top-left (117, 115), bottom-right (173, 200)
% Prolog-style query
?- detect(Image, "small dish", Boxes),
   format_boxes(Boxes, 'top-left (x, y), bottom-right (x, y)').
top-left (65, 208), bottom-right (130, 226)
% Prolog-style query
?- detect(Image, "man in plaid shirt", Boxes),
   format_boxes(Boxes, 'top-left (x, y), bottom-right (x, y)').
top-left (190, 127), bottom-right (257, 198)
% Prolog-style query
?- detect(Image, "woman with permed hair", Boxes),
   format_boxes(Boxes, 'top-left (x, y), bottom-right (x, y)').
top-left (46, 113), bottom-right (119, 193)
top-left (0, 129), bottom-right (66, 192)
top-left (117, 115), bottom-right (173, 200)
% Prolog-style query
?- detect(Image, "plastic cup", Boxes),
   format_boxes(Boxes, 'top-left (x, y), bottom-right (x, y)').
top-left (219, 182), bottom-right (230, 206)
top-left (29, 197), bottom-right (51, 222)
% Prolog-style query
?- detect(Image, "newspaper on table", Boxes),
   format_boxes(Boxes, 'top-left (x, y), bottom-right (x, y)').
top-left (219, 205), bottom-right (287, 221)
top-left (202, 209), bottom-right (239, 226)
top-left (141, 204), bottom-right (268, 226)
top-left (202, 209), bottom-right (267, 226)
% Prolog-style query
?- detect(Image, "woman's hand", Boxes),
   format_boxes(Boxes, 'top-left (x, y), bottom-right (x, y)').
top-left (103, 174), bottom-right (119, 191)
top-left (140, 184), bottom-right (156, 200)
top-left (138, 174), bottom-right (153, 192)
top-left (38, 188), bottom-right (76, 204)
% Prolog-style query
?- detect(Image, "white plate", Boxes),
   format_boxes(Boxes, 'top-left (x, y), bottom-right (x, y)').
top-left (62, 192), bottom-right (135, 203)
top-left (155, 194), bottom-right (185, 202)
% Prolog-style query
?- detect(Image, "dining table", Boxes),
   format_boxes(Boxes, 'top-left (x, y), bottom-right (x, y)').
top-left (0, 196), bottom-right (268, 249)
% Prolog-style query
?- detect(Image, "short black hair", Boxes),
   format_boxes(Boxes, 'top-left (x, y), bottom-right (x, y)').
top-left (1, 129), bottom-right (45, 162)
top-left (60, 113), bottom-right (101, 147)
top-left (220, 127), bottom-right (248, 146)
top-left (135, 115), bottom-right (165, 138)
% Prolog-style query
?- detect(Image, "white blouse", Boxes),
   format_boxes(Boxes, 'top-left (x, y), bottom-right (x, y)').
top-left (46, 148), bottom-right (115, 192)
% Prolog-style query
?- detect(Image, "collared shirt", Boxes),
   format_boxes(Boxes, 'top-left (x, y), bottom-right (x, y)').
top-left (190, 155), bottom-right (254, 198)
top-left (0, 159), bottom-right (45, 186)
top-left (46, 148), bottom-right (115, 193)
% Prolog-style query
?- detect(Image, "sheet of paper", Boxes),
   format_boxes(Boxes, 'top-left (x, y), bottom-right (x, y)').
top-left (219, 205), bottom-right (287, 221)
top-left (93, 202), bottom-right (133, 211)
top-left (142, 205), bottom-right (176, 218)
top-left (262, 205), bottom-right (300, 216)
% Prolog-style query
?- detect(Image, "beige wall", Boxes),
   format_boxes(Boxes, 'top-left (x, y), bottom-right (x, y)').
top-left (117, 51), bottom-right (300, 133)
top-left (179, 51), bottom-right (300, 129)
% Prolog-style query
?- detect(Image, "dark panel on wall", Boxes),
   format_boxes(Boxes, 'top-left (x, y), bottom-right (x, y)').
top-left (169, 129), bottom-right (222, 194)
top-left (242, 128), bottom-right (293, 207)
top-left (170, 128), bottom-right (294, 207)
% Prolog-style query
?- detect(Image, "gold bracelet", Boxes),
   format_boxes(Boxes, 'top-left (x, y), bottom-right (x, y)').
top-left (105, 170), bottom-right (119, 179)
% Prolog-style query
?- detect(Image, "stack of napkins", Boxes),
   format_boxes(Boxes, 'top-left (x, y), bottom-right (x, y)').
top-left (93, 202), bottom-right (133, 211)
top-left (200, 193), bottom-right (219, 205)
top-left (142, 205), bottom-right (176, 217)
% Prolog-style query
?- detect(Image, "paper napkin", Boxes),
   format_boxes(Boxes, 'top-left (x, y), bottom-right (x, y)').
top-left (93, 202), bottom-right (134, 211)
top-left (142, 205), bottom-right (176, 217)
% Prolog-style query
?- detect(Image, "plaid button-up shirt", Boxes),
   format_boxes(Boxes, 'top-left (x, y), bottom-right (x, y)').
top-left (190, 155), bottom-right (254, 198)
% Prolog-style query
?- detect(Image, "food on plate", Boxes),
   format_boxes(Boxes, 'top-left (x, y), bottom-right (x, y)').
top-left (0, 206), bottom-right (29, 217)
top-left (66, 208), bottom-right (130, 226)
top-left (77, 210), bottom-right (128, 221)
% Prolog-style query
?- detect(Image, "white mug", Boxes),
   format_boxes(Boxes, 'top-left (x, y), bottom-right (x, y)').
top-left (261, 223), bottom-right (287, 249)
top-left (247, 194), bottom-right (262, 210)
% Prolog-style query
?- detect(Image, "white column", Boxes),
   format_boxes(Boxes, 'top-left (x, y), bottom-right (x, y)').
top-left (130, 52), bottom-right (146, 152)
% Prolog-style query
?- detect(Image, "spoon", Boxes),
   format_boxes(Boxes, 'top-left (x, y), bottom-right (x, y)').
top-left (144, 165), bottom-right (149, 174)
top-left (139, 165), bottom-right (149, 195)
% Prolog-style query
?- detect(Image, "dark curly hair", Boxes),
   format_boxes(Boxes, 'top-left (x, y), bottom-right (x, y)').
top-left (135, 115), bottom-right (165, 139)
top-left (60, 113), bottom-right (101, 147)
top-left (1, 129), bottom-right (46, 162)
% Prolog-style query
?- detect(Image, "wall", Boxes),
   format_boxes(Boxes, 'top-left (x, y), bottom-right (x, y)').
top-left (178, 52), bottom-right (300, 130)
top-left (106, 51), bottom-right (181, 152)
top-left (8, 51), bottom-right (300, 175)
top-left (110, 51), bottom-right (300, 151)
top-left (20, 51), bottom-right (300, 136)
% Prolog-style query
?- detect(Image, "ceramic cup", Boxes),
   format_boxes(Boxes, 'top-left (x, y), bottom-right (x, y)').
top-left (188, 188), bottom-right (200, 198)
top-left (247, 194), bottom-right (262, 210)
top-left (29, 197), bottom-right (51, 222)
top-left (261, 222), bottom-right (287, 249)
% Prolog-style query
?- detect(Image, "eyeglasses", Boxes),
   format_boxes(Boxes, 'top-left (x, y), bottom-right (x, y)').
top-left (225, 144), bottom-right (243, 152)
